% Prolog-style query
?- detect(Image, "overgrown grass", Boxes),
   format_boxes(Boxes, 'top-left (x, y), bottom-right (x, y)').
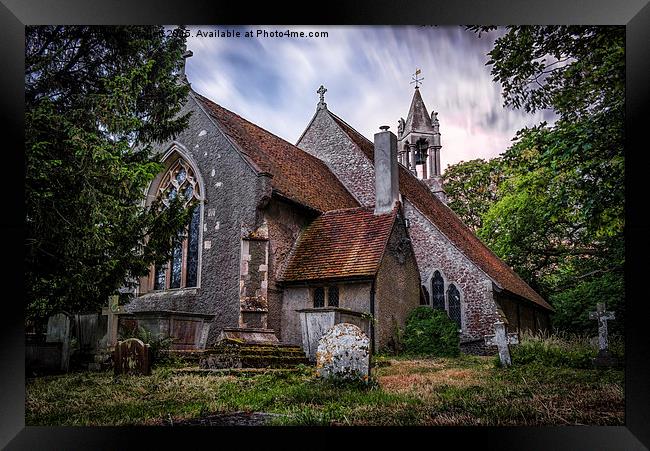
top-left (508, 330), bottom-right (624, 369)
top-left (26, 353), bottom-right (624, 426)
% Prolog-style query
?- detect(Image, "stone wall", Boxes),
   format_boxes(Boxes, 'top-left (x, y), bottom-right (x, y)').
top-left (264, 198), bottom-right (316, 339)
top-left (374, 215), bottom-right (421, 351)
top-left (298, 109), bottom-right (375, 206)
top-left (125, 93), bottom-right (271, 346)
top-left (404, 201), bottom-right (501, 342)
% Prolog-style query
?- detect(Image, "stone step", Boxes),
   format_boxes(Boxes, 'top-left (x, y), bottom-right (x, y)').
top-left (173, 367), bottom-right (305, 377)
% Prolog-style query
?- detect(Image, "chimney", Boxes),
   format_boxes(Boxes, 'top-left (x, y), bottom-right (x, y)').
top-left (374, 126), bottom-right (400, 215)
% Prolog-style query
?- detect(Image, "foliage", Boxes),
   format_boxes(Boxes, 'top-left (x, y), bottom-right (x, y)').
top-left (118, 324), bottom-right (175, 365)
top-left (506, 330), bottom-right (624, 369)
top-left (465, 26), bottom-right (625, 331)
top-left (507, 331), bottom-right (597, 369)
top-left (443, 158), bottom-right (505, 232)
top-left (25, 26), bottom-right (193, 321)
top-left (402, 307), bottom-right (460, 357)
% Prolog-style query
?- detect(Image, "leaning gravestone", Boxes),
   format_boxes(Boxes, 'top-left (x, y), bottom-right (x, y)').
top-left (484, 321), bottom-right (519, 367)
top-left (113, 338), bottom-right (151, 376)
top-left (316, 323), bottom-right (370, 381)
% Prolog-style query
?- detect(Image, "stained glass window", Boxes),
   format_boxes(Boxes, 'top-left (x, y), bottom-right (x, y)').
top-left (328, 286), bottom-right (339, 307)
top-left (314, 287), bottom-right (325, 308)
top-left (432, 271), bottom-right (445, 310)
top-left (447, 284), bottom-right (462, 329)
top-left (149, 157), bottom-right (201, 291)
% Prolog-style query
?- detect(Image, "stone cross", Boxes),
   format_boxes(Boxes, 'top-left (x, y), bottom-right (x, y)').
top-left (484, 321), bottom-right (519, 366)
top-left (589, 302), bottom-right (615, 352)
top-left (179, 49), bottom-right (193, 82)
top-left (317, 85), bottom-right (327, 109)
top-left (101, 295), bottom-right (123, 349)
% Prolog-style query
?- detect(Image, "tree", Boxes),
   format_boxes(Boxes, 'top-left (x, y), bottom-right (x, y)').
top-left (26, 26), bottom-right (194, 321)
top-left (443, 158), bottom-right (505, 233)
top-left (469, 26), bottom-right (625, 333)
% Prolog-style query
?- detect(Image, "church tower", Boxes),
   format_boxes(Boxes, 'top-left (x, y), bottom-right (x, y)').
top-left (397, 72), bottom-right (447, 203)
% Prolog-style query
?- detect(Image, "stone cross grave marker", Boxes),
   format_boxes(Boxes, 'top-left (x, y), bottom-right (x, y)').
top-left (46, 312), bottom-right (71, 372)
top-left (484, 321), bottom-right (519, 367)
top-left (113, 338), bottom-right (151, 376)
top-left (589, 302), bottom-right (615, 353)
top-left (316, 323), bottom-right (370, 382)
top-left (589, 302), bottom-right (617, 367)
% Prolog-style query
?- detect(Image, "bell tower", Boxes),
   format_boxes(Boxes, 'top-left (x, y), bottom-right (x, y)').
top-left (397, 70), bottom-right (447, 203)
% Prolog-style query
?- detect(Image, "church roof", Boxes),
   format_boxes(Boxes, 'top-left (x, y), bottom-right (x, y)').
top-left (404, 87), bottom-right (435, 135)
top-left (192, 91), bottom-right (359, 213)
top-left (327, 112), bottom-right (553, 312)
top-left (280, 207), bottom-right (397, 283)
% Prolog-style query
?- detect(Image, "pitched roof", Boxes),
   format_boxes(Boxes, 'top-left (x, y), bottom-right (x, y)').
top-left (404, 87), bottom-right (435, 135)
top-left (280, 207), bottom-right (397, 283)
top-left (327, 112), bottom-right (553, 311)
top-left (192, 91), bottom-right (359, 213)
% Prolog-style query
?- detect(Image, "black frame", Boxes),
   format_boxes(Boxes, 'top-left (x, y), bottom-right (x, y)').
top-left (4, 1), bottom-right (649, 448)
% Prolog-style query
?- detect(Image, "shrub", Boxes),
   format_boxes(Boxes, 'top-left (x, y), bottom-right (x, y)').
top-left (402, 306), bottom-right (460, 357)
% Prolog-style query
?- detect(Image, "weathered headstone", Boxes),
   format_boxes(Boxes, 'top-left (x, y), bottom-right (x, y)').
top-left (46, 312), bottom-right (71, 372)
top-left (484, 321), bottom-right (519, 367)
top-left (316, 323), bottom-right (370, 381)
top-left (589, 302), bottom-right (618, 367)
top-left (113, 338), bottom-right (151, 376)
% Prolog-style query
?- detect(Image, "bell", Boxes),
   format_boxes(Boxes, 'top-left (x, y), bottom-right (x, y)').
top-left (415, 148), bottom-right (427, 165)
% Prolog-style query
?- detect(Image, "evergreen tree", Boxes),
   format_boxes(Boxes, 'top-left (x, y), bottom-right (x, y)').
top-left (26, 26), bottom-right (194, 320)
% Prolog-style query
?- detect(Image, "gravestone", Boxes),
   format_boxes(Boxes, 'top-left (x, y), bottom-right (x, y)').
top-left (113, 338), bottom-right (151, 376)
top-left (46, 312), bottom-right (72, 372)
top-left (316, 323), bottom-right (370, 381)
top-left (589, 302), bottom-right (618, 367)
top-left (484, 321), bottom-right (519, 367)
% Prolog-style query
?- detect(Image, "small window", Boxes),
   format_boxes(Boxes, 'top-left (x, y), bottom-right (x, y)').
top-left (431, 271), bottom-right (445, 310)
top-left (314, 287), bottom-right (325, 308)
top-left (328, 286), bottom-right (339, 307)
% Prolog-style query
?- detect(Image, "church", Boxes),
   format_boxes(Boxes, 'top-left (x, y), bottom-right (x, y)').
top-left (121, 67), bottom-right (553, 355)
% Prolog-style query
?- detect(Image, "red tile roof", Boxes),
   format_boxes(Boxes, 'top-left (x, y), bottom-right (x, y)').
top-left (280, 207), bottom-right (397, 283)
top-left (193, 91), bottom-right (359, 213)
top-left (328, 112), bottom-right (553, 311)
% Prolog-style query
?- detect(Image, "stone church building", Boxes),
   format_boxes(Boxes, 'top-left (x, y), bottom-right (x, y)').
top-left (122, 73), bottom-right (553, 354)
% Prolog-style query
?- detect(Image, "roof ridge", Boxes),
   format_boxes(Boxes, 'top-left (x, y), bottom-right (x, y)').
top-left (193, 91), bottom-right (305, 151)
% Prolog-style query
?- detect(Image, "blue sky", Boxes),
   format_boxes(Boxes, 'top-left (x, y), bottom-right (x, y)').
top-left (184, 25), bottom-right (555, 172)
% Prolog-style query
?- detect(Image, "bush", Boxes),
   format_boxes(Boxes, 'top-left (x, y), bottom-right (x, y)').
top-left (402, 306), bottom-right (460, 357)
top-left (118, 325), bottom-right (175, 365)
top-left (509, 330), bottom-right (598, 369)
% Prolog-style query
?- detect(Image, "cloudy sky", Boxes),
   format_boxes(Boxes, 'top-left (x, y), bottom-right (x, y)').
top-left (184, 26), bottom-right (555, 172)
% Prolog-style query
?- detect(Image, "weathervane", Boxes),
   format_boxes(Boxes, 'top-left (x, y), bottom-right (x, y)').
top-left (410, 68), bottom-right (424, 88)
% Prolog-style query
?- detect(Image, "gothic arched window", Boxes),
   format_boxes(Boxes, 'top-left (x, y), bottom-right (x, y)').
top-left (431, 270), bottom-right (445, 310)
top-left (151, 157), bottom-right (201, 290)
top-left (328, 286), bottom-right (339, 307)
top-left (447, 284), bottom-right (462, 329)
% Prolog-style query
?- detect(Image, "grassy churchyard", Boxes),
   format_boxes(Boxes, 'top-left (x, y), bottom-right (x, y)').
top-left (26, 334), bottom-right (624, 427)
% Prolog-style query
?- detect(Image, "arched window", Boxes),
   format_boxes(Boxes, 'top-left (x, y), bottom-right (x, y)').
top-left (431, 270), bottom-right (445, 310)
top-left (151, 157), bottom-right (201, 290)
top-left (447, 284), bottom-right (462, 329)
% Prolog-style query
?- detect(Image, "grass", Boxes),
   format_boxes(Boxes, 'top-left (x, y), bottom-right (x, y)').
top-left (26, 353), bottom-right (624, 426)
